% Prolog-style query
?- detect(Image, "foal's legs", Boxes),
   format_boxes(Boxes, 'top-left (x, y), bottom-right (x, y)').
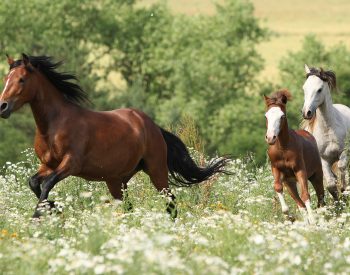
top-left (321, 158), bottom-right (339, 200)
top-left (338, 151), bottom-right (349, 192)
top-left (271, 167), bottom-right (289, 215)
top-left (295, 170), bottom-right (315, 224)
top-left (309, 172), bottom-right (325, 207)
top-left (284, 180), bottom-right (313, 223)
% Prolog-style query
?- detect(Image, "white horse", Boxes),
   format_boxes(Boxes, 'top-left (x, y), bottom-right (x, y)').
top-left (302, 64), bottom-right (350, 200)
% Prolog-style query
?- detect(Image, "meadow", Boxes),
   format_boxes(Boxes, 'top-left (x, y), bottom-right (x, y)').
top-left (2, 1), bottom-right (350, 274)
top-left (1, 149), bottom-right (350, 274)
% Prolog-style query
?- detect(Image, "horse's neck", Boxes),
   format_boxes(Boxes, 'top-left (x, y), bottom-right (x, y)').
top-left (276, 121), bottom-right (290, 148)
top-left (30, 75), bottom-right (69, 134)
top-left (315, 89), bottom-right (336, 131)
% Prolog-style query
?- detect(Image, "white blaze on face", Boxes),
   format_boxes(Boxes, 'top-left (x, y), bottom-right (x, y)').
top-left (1, 70), bottom-right (15, 101)
top-left (302, 75), bottom-right (324, 115)
top-left (265, 106), bottom-right (284, 141)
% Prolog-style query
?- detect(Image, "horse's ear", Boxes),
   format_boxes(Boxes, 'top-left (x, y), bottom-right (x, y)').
top-left (5, 53), bottom-right (14, 66)
top-left (304, 64), bottom-right (311, 74)
top-left (281, 95), bottom-right (288, 104)
top-left (22, 53), bottom-right (34, 72)
top-left (22, 53), bottom-right (30, 66)
top-left (263, 95), bottom-right (270, 106)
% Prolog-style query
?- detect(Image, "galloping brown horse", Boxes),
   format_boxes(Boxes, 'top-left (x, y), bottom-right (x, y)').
top-left (0, 54), bottom-right (229, 218)
top-left (264, 90), bottom-right (325, 223)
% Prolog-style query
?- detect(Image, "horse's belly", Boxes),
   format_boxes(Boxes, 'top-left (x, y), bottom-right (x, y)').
top-left (318, 141), bottom-right (340, 162)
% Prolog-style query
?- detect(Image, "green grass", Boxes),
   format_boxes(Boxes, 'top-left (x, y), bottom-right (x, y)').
top-left (140, 0), bottom-right (350, 80)
top-left (1, 150), bottom-right (350, 274)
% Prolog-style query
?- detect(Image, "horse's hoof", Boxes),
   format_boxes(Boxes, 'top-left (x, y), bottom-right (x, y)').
top-left (32, 210), bottom-right (43, 219)
top-left (47, 200), bottom-right (56, 209)
top-left (123, 201), bottom-right (133, 212)
top-left (288, 216), bottom-right (295, 222)
top-left (166, 202), bottom-right (177, 220)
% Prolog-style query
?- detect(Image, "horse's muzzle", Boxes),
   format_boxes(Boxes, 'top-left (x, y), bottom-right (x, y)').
top-left (265, 134), bottom-right (277, 145)
top-left (0, 100), bottom-right (11, 119)
top-left (302, 109), bottom-right (314, 120)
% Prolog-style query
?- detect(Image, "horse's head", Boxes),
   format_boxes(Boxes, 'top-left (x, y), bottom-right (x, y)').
top-left (264, 90), bottom-right (291, 145)
top-left (302, 64), bottom-right (336, 120)
top-left (0, 53), bottom-right (37, 119)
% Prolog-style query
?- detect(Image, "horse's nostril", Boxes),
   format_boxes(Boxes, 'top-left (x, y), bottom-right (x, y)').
top-left (307, 110), bottom-right (312, 117)
top-left (0, 102), bottom-right (8, 112)
top-left (273, 135), bottom-right (276, 139)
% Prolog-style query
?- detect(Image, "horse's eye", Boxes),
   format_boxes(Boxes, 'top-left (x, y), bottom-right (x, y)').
top-left (19, 78), bottom-right (24, 84)
top-left (317, 88), bottom-right (322, 93)
top-left (281, 115), bottom-right (286, 119)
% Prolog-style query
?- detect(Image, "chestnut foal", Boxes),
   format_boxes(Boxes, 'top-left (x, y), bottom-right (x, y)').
top-left (264, 90), bottom-right (325, 223)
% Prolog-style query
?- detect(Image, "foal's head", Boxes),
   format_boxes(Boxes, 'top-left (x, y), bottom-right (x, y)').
top-left (0, 54), bottom-right (37, 118)
top-left (264, 90), bottom-right (291, 145)
top-left (302, 64), bottom-right (336, 120)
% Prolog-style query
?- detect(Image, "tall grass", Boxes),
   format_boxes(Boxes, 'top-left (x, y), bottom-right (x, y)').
top-left (0, 132), bottom-right (350, 274)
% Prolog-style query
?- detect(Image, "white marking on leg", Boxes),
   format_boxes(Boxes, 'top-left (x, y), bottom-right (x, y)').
top-left (305, 199), bottom-right (315, 224)
top-left (277, 192), bottom-right (289, 213)
top-left (298, 205), bottom-right (309, 223)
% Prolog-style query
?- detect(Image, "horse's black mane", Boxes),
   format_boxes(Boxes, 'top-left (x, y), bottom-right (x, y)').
top-left (11, 55), bottom-right (89, 105)
top-left (306, 67), bottom-right (337, 91)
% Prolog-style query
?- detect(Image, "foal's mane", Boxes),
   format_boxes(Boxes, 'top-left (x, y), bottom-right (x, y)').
top-left (11, 55), bottom-right (89, 105)
top-left (306, 67), bottom-right (337, 91)
top-left (265, 89), bottom-right (292, 108)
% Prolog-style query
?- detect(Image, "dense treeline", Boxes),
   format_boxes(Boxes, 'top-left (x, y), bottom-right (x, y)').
top-left (0, 0), bottom-right (350, 165)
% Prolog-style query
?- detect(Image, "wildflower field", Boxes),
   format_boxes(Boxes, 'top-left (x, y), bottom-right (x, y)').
top-left (1, 149), bottom-right (350, 274)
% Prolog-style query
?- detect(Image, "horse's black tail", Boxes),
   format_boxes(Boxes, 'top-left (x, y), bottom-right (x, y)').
top-left (160, 128), bottom-right (230, 187)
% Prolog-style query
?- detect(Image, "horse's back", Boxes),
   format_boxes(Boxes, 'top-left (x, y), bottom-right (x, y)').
top-left (334, 104), bottom-right (350, 129)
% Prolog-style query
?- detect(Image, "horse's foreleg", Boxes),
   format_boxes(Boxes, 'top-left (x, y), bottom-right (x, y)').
top-left (33, 155), bottom-right (79, 218)
top-left (271, 167), bottom-right (289, 215)
top-left (338, 151), bottom-right (349, 192)
top-left (295, 170), bottom-right (315, 224)
top-left (29, 165), bottom-right (53, 199)
top-left (321, 158), bottom-right (339, 200)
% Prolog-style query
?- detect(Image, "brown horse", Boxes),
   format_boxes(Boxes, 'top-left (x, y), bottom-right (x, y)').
top-left (264, 90), bottom-right (325, 223)
top-left (0, 54), bottom-right (229, 218)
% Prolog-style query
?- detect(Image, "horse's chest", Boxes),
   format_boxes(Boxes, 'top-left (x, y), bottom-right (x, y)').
top-left (35, 135), bottom-right (64, 168)
top-left (314, 130), bottom-right (342, 159)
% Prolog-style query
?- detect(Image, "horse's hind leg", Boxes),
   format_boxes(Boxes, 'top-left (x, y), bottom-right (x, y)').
top-left (321, 158), bottom-right (339, 200)
top-left (143, 156), bottom-right (177, 218)
top-left (106, 175), bottom-right (134, 211)
top-left (338, 151), bottom-right (349, 192)
top-left (309, 172), bottom-right (325, 207)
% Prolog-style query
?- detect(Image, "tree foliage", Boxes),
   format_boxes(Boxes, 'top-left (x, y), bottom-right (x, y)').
top-left (0, 0), bottom-right (269, 164)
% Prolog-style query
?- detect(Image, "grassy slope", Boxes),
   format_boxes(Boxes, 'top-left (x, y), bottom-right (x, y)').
top-left (141, 0), bottom-right (350, 81)
top-left (1, 151), bottom-right (350, 274)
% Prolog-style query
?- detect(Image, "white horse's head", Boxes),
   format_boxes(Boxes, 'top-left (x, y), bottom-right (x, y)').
top-left (302, 64), bottom-right (336, 119)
